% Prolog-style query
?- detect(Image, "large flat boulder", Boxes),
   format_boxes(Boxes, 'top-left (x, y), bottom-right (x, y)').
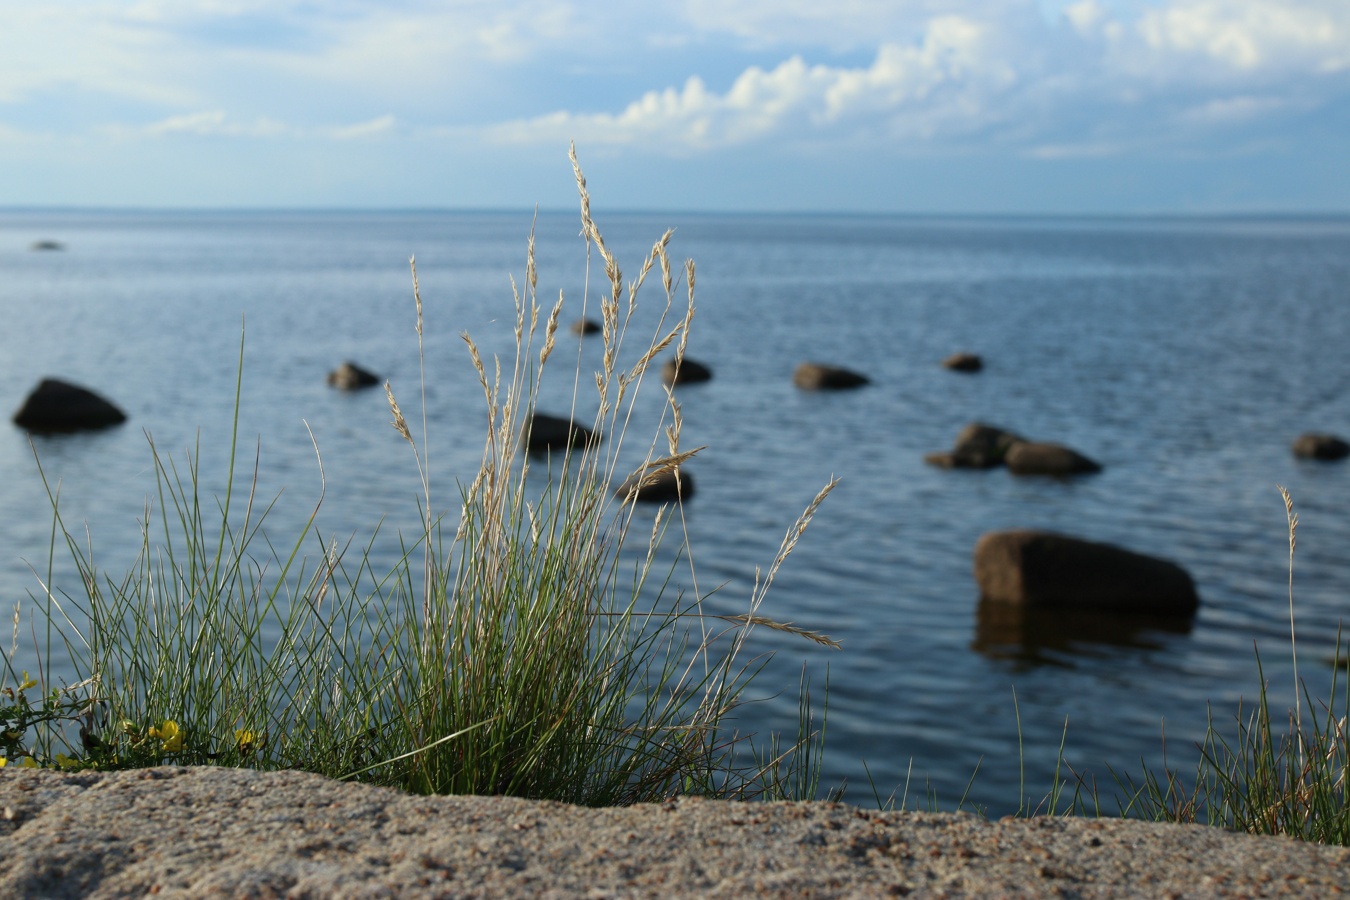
top-left (12, 378), bottom-right (127, 433)
top-left (2, 767), bottom-right (1349, 897)
top-left (974, 530), bottom-right (1199, 616)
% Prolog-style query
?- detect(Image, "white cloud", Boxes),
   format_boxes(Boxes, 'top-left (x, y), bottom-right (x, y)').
top-left (1, 0), bottom-right (1348, 166)
top-left (487, 15), bottom-right (1016, 150)
top-left (1136, 1), bottom-right (1350, 73)
top-left (1177, 94), bottom-right (1295, 125)
top-left (326, 114), bottom-right (397, 139)
top-left (1027, 140), bottom-right (1129, 159)
top-left (1064, 1), bottom-right (1108, 35)
top-left (100, 110), bottom-right (399, 141)
top-left (142, 110), bottom-right (288, 137)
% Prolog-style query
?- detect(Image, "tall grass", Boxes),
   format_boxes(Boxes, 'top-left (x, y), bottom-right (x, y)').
top-left (0, 148), bottom-right (839, 804)
top-left (1107, 486), bottom-right (1350, 843)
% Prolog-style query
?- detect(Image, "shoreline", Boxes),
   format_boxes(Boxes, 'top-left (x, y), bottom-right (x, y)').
top-left (3, 766), bottom-right (1348, 897)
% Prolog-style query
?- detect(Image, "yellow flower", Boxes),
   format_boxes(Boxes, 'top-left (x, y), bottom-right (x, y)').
top-left (54, 753), bottom-right (79, 770)
top-left (0, 756), bottom-right (7, 768)
top-left (18, 671), bottom-right (37, 691)
top-left (149, 720), bottom-right (183, 753)
top-left (19, 756), bottom-right (38, 769)
top-left (235, 729), bottom-right (260, 754)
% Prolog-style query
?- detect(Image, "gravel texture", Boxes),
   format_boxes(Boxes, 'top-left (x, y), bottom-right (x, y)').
top-left (2, 766), bottom-right (1348, 897)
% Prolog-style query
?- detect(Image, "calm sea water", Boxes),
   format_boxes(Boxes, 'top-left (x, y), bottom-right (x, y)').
top-left (3, 209), bottom-right (1350, 815)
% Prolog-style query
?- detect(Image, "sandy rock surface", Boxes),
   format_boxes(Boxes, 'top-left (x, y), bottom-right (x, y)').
top-left (2, 766), bottom-right (1348, 898)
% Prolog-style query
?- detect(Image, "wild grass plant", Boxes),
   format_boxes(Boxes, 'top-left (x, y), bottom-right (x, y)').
top-left (1105, 486), bottom-right (1350, 844)
top-left (0, 148), bottom-right (839, 805)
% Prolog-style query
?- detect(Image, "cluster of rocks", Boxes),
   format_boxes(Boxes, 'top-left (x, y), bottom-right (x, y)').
top-left (924, 422), bottom-right (1102, 476)
top-left (919, 418), bottom-right (1196, 620)
top-left (11, 329), bottom-right (1347, 623)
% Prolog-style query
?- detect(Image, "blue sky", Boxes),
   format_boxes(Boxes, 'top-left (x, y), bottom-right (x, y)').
top-left (2, 0), bottom-right (1348, 213)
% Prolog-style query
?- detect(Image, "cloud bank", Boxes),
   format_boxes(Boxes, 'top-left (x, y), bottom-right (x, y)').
top-left (1, 0), bottom-right (1347, 209)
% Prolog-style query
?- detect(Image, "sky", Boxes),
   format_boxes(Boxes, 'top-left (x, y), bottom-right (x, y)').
top-left (2, 0), bottom-right (1348, 213)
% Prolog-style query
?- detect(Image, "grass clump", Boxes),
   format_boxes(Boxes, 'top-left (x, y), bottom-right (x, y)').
top-left (1109, 486), bottom-right (1350, 844)
top-left (0, 148), bottom-right (838, 804)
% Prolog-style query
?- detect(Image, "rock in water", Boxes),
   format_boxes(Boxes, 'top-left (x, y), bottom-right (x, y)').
top-left (1292, 433), bottom-right (1350, 461)
top-left (792, 362), bottom-right (869, 390)
top-left (925, 422), bottom-right (1025, 469)
top-left (1004, 441), bottom-right (1102, 475)
top-left (12, 379), bottom-right (127, 433)
top-left (615, 468), bottom-right (695, 503)
top-left (661, 357), bottom-right (712, 386)
top-left (522, 412), bottom-right (599, 457)
top-left (326, 362), bottom-right (380, 390)
top-left (941, 352), bottom-right (982, 372)
top-left (974, 530), bottom-right (1199, 616)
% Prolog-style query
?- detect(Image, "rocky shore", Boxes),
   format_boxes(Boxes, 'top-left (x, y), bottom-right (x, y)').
top-left (3, 766), bottom-right (1348, 897)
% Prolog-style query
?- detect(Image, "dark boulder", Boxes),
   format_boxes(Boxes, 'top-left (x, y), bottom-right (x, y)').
top-left (925, 422), bottom-right (1024, 469)
top-left (13, 378), bottom-right (127, 433)
top-left (522, 412), bottom-right (599, 457)
top-left (973, 530), bottom-right (1199, 616)
top-left (1292, 433), bottom-right (1350, 461)
top-left (661, 357), bottom-right (712, 387)
top-left (326, 362), bottom-right (381, 390)
top-left (615, 468), bottom-right (695, 504)
top-left (1004, 441), bottom-right (1102, 476)
top-left (571, 318), bottom-right (601, 336)
top-left (942, 352), bottom-right (983, 373)
top-left (792, 362), bottom-right (869, 390)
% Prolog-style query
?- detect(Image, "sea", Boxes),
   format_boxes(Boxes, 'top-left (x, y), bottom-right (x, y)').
top-left (2, 208), bottom-right (1349, 816)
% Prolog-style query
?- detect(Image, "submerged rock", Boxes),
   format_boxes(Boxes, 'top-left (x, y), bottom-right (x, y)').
top-left (12, 378), bottom-right (127, 433)
top-left (792, 362), bottom-right (869, 390)
top-left (326, 361), bottom-right (381, 390)
top-left (974, 530), bottom-right (1199, 616)
top-left (571, 318), bottom-right (601, 336)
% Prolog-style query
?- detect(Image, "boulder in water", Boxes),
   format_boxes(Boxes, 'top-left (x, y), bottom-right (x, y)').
top-left (13, 379), bottom-right (127, 433)
top-left (326, 362), bottom-right (381, 390)
top-left (1004, 441), bottom-right (1102, 476)
top-left (941, 352), bottom-right (982, 373)
top-left (615, 468), bottom-right (695, 504)
top-left (1292, 433), bottom-right (1350, 461)
top-left (522, 412), bottom-right (599, 457)
top-left (925, 422), bottom-right (1024, 469)
top-left (974, 530), bottom-right (1199, 616)
top-left (661, 357), bottom-right (712, 387)
top-left (792, 362), bottom-right (869, 390)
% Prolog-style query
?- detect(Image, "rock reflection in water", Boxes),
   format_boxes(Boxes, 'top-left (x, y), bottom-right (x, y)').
top-left (971, 598), bottom-right (1195, 669)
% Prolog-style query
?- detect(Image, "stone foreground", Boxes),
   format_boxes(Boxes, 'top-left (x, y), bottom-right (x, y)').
top-left (2, 767), bottom-right (1348, 898)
